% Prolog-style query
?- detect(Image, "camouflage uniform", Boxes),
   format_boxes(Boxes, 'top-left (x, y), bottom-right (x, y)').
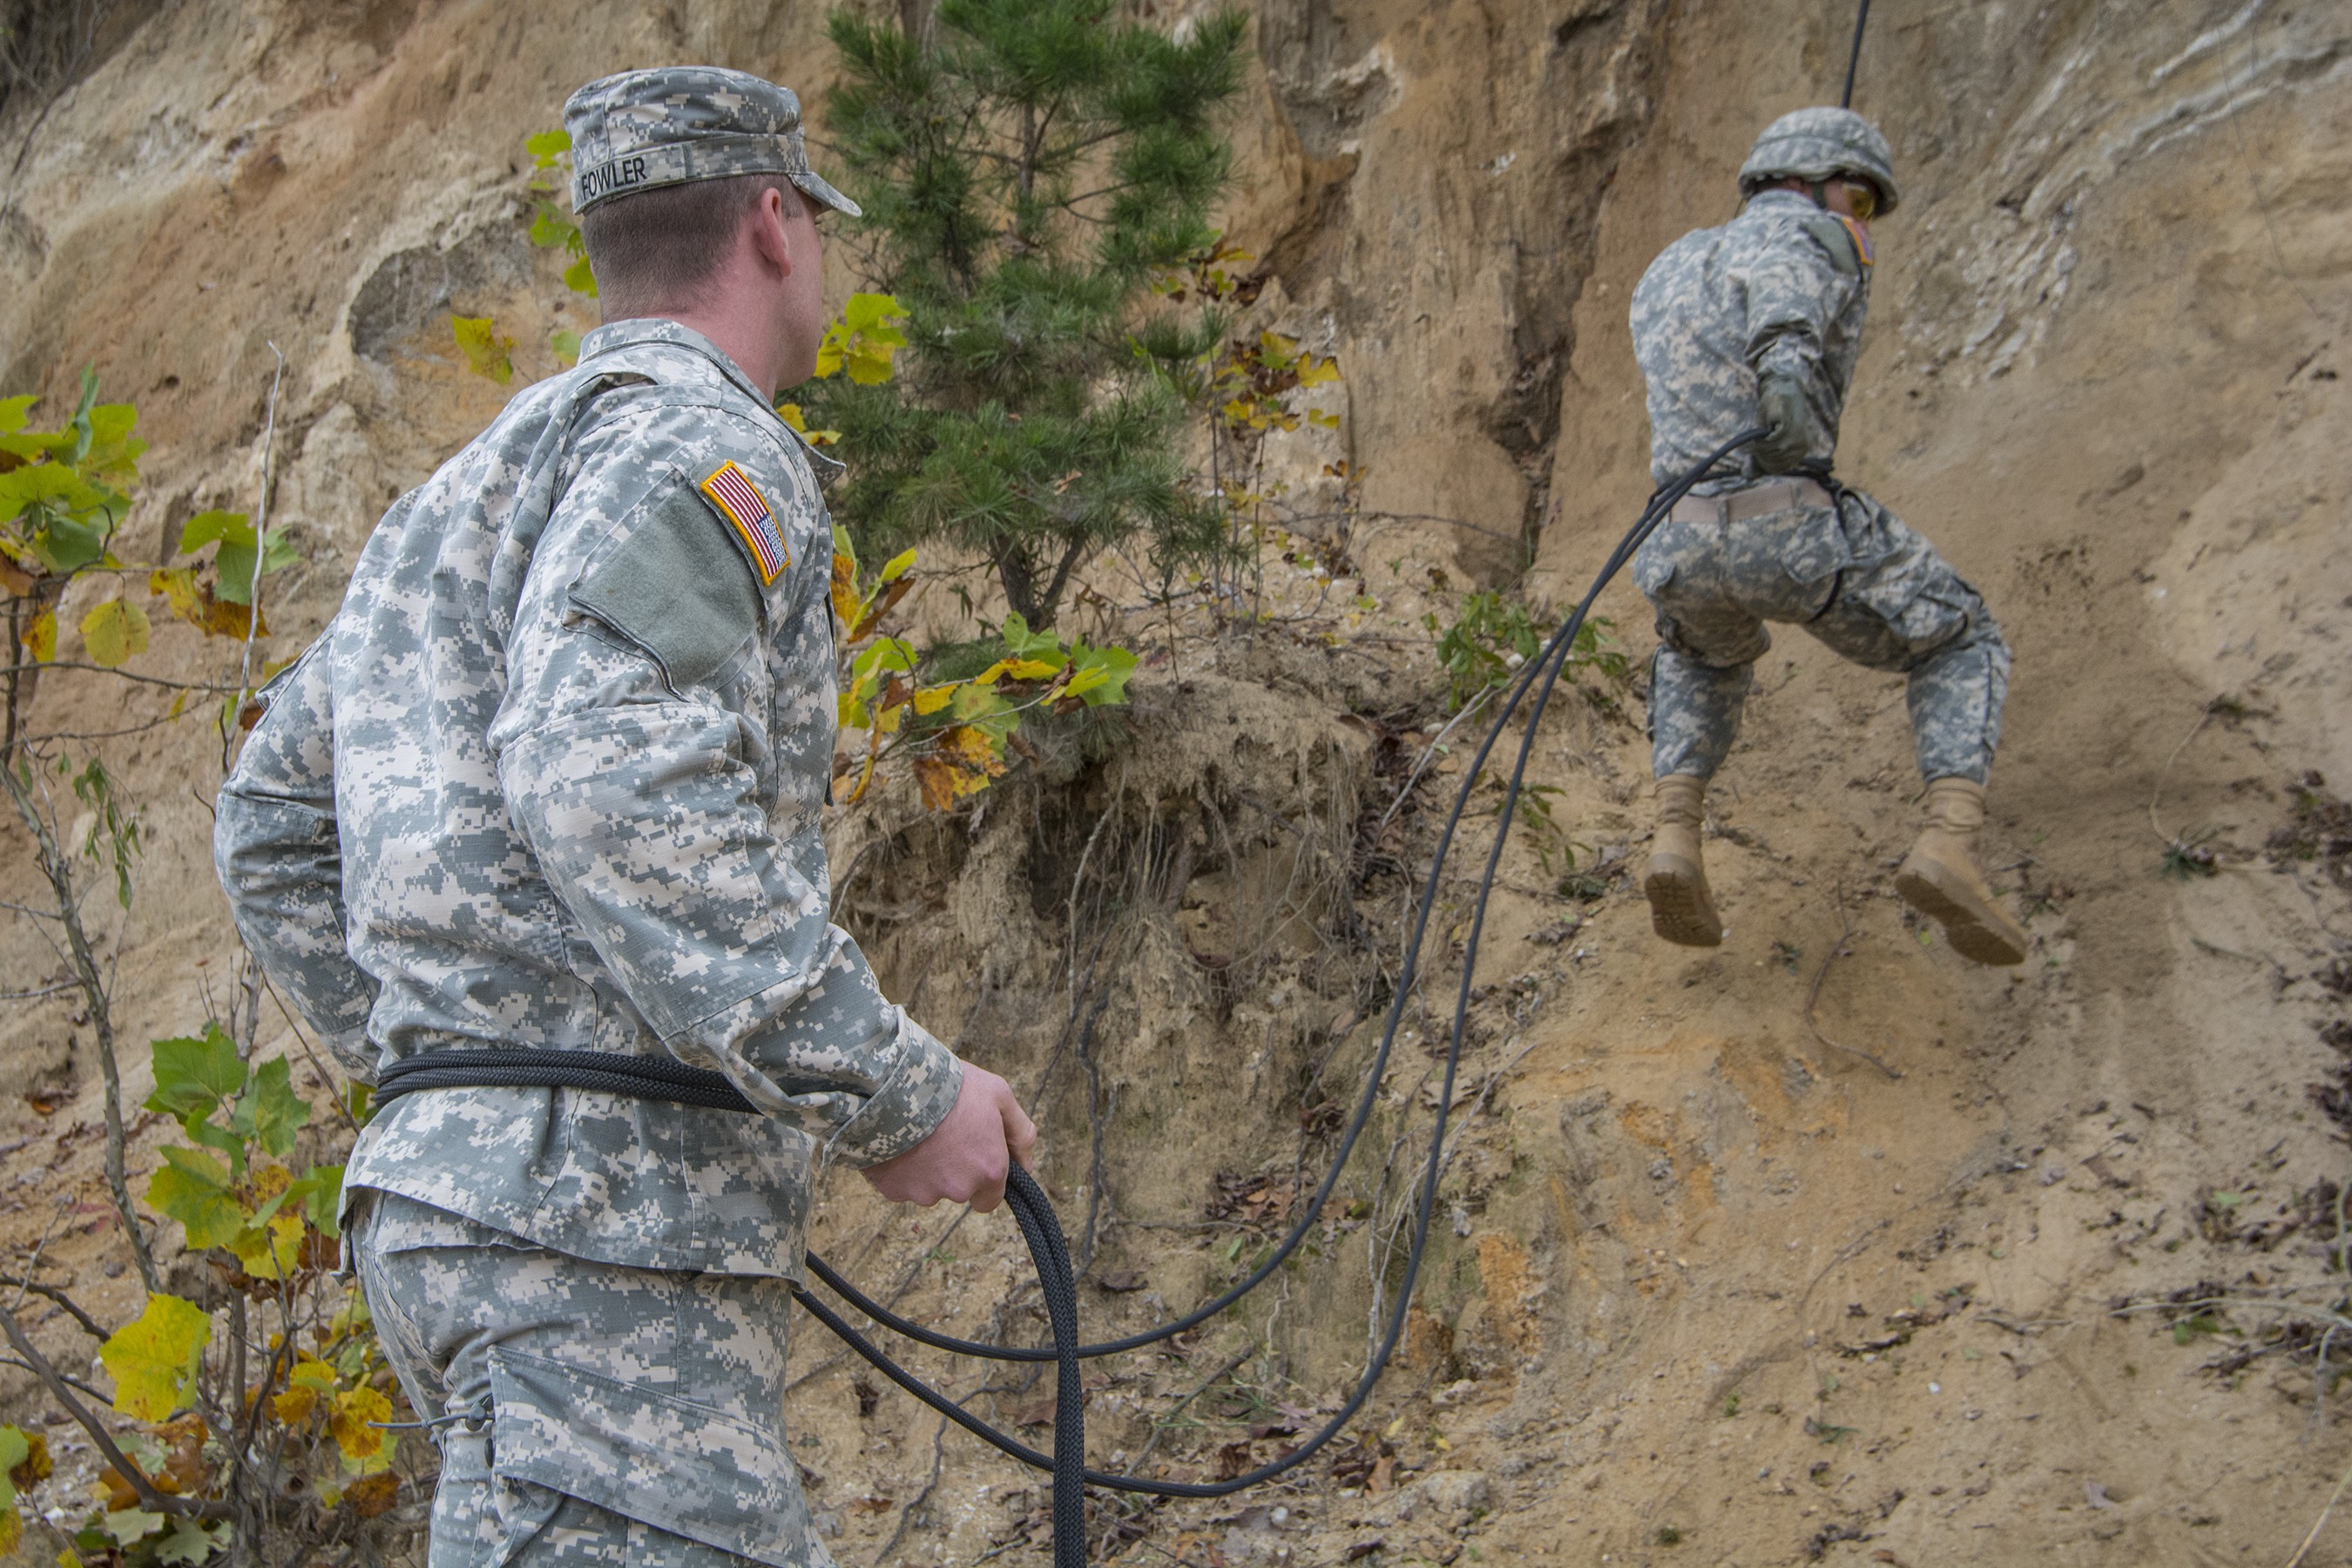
top-left (215, 70), bottom-right (947, 1568)
top-left (1628, 187), bottom-right (2010, 785)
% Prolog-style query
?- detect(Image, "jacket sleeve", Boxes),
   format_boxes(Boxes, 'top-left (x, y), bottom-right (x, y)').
top-left (488, 439), bottom-right (960, 1169)
top-left (213, 633), bottom-right (381, 1077)
top-left (1741, 213), bottom-right (1861, 389)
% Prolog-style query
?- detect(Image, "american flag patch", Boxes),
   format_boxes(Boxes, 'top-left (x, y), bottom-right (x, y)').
top-left (699, 462), bottom-right (788, 585)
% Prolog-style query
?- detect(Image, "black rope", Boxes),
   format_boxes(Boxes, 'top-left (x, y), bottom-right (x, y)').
top-left (1841, 0), bottom-right (1872, 108)
top-left (371, 427), bottom-right (1765, 1558)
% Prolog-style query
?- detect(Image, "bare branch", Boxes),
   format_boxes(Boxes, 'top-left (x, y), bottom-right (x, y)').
top-left (17, 1282), bottom-right (108, 1341)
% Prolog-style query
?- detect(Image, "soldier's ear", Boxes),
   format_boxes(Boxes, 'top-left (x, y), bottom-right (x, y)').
top-left (748, 186), bottom-right (796, 275)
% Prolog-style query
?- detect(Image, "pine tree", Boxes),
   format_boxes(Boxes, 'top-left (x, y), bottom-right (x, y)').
top-left (810, 0), bottom-right (1249, 630)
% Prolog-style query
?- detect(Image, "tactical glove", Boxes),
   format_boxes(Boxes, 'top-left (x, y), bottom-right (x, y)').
top-left (1751, 370), bottom-right (1820, 474)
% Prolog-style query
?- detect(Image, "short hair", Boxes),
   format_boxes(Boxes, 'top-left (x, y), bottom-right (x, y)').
top-left (581, 173), bottom-right (801, 312)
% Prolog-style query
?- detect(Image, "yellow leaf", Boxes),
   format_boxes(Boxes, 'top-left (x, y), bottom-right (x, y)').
top-left (777, 403), bottom-right (841, 447)
top-left (229, 1213), bottom-right (305, 1281)
top-left (912, 754), bottom-right (957, 811)
top-left (1308, 409), bottom-right (1341, 429)
top-left (1297, 355), bottom-right (1342, 388)
top-left (937, 726), bottom-right (1006, 772)
top-left (843, 752), bottom-right (879, 805)
top-left (449, 316), bottom-right (517, 385)
top-left (99, 1294), bottom-right (211, 1422)
top-left (910, 683), bottom-right (959, 716)
top-left (79, 599), bottom-right (150, 667)
top-left (329, 1386), bottom-right (393, 1465)
top-left (20, 608), bottom-right (55, 663)
top-left (148, 567), bottom-right (203, 625)
top-left (829, 552), bottom-right (862, 629)
top-left (271, 1385), bottom-right (317, 1425)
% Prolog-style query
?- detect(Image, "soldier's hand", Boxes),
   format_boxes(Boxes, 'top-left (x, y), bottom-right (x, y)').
top-left (859, 1062), bottom-right (1037, 1213)
top-left (1751, 369), bottom-right (1817, 474)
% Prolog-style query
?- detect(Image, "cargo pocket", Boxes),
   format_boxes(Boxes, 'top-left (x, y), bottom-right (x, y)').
top-left (1775, 505), bottom-right (1850, 619)
top-left (486, 1347), bottom-right (821, 1568)
top-left (1631, 532), bottom-right (1680, 601)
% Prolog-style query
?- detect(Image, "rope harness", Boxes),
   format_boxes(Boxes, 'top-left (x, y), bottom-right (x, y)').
top-left (371, 428), bottom-right (1768, 1568)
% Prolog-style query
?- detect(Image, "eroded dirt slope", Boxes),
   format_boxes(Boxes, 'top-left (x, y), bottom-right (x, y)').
top-left (3, 2), bottom-right (2350, 1565)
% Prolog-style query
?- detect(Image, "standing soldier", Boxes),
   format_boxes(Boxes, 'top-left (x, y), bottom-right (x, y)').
top-left (215, 68), bottom-right (1036, 1568)
top-left (1628, 107), bottom-right (2030, 967)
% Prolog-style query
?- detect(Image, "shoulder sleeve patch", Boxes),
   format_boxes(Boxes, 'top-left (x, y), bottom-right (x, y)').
top-left (699, 461), bottom-right (790, 585)
top-left (567, 479), bottom-right (764, 693)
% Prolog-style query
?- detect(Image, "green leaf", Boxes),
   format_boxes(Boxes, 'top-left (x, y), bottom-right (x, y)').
top-left (0, 394), bottom-right (33, 436)
top-left (843, 293), bottom-right (902, 332)
top-left (562, 253), bottom-right (598, 297)
top-left (849, 637), bottom-right (916, 684)
top-left (549, 328), bottom-right (582, 367)
top-left (242, 1057), bottom-right (310, 1158)
top-left (183, 1118), bottom-right (246, 1174)
top-left (0, 463), bottom-right (109, 531)
top-left (529, 205), bottom-right (574, 249)
top-left (145, 1150), bottom-right (243, 1250)
top-left (997, 613), bottom-right (1060, 661)
top-left (949, 682), bottom-right (1007, 721)
top-left (151, 1518), bottom-right (223, 1566)
top-left (62, 368), bottom-right (98, 465)
top-left (878, 547), bottom-right (917, 585)
top-left (102, 1510), bottom-right (166, 1548)
top-left (450, 314), bottom-right (517, 383)
top-left (145, 1025), bottom-right (245, 1123)
top-left (0, 1424), bottom-right (25, 1524)
top-left (524, 128), bottom-right (571, 165)
top-left (79, 599), bottom-right (151, 667)
top-left (99, 1294), bottom-right (211, 1421)
top-left (177, 510), bottom-right (249, 553)
top-left (179, 510), bottom-right (293, 605)
top-left (288, 1164), bottom-right (345, 1237)
top-left (1064, 643), bottom-right (1138, 706)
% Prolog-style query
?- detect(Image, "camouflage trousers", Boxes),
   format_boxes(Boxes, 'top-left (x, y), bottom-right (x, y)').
top-left (1632, 486), bottom-right (2009, 784)
top-left (350, 1190), bottom-right (832, 1568)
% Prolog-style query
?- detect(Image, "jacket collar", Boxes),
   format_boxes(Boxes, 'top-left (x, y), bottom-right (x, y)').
top-left (578, 316), bottom-right (846, 485)
top-left (579, 317), bottom-right (770, 405)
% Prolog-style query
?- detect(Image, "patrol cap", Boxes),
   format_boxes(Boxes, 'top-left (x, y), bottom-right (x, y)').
top-left (563, 66), bottom-right (862, 219)
top-left (1737, 106), bottom-right (1901, 214)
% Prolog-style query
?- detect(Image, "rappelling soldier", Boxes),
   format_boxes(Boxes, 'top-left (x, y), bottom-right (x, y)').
top-left (1629, 106), bottom-right (2031, 967)
top-left (214, 68), bottom-right (1035, 1568)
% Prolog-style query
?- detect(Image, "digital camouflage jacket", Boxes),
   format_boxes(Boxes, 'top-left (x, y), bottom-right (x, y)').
top-left (215, 318), bottom-right (961, 1279)
top-left (1629, 188), bottom-right (1874, 493)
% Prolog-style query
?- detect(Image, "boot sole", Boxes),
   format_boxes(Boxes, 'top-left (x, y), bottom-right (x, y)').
top-left (1895, 858), bottom-right (2029, 967)
top-left (1645, 855), bottom-right (1723, 948)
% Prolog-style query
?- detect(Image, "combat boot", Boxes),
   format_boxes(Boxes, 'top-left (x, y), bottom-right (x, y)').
top-left (1645, 774), bottom-right (1722, 948)
top-left (1895, 777), bottom-right (2030, 966)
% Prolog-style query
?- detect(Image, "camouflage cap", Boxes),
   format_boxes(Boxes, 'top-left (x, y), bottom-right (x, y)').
top-left (563, 66), bottom-right (862, 219)
top-left (1737, 106), bottom-right (1901, 213)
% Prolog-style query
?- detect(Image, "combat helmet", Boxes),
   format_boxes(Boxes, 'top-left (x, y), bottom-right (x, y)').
top-left (1737, 106), bottom-right (1900, 213)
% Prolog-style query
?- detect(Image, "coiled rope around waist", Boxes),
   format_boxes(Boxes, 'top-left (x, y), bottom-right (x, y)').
top-left (375, 1049), bottom-right (1092, 1568)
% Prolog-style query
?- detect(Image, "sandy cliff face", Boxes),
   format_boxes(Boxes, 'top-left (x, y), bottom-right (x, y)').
top-left (4, 2), bottom-right (2352, 1564)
